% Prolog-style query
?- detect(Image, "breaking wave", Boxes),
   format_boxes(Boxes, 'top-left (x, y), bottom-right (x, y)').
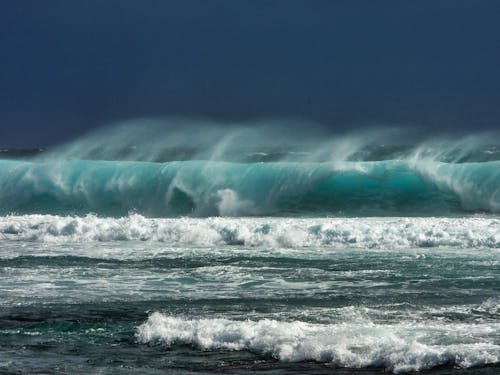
top-left (0, 159), bottom-right (499, 216)
top-left (1, 215), bottom-right (499, 248)
top-left (1, 120), bottom-right (499, 216)
top-left (136, 312), bottom-right (500, 373)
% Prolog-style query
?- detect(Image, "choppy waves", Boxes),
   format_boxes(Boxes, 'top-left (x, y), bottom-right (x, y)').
top-left (137, 312), bottom-right (500, 373)
top-left (1, 214), bottom-right (499, 249)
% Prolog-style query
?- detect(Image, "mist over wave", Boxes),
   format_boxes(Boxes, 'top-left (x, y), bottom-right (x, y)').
top-left (38, 118), bottom-right (500, 163)
top-left (2, 120), bottom-right (499, 374)
top-left (1, 118), bottom-right (499, 216)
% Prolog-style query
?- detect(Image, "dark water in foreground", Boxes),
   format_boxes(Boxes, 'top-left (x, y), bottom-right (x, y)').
top-left (1, 130), bottom-right (499, 373)
top-left (1, 216), bottom-right (499, 374)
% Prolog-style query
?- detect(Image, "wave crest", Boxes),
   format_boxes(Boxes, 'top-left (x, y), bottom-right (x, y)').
top-left (136, 312), bottom-right (500, 373)
top-left (0, 159), bottom-right (499, 216)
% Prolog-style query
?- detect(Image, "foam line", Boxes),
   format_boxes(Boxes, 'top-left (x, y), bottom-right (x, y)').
top-left (1, 214), bottom-right (498, 248)
top-left (136, 312), bottom-right (500, 373)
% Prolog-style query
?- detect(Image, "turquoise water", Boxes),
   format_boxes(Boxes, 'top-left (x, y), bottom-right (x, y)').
top-left (1, 127), bottom-right (499, 373)
top-left (0, 159), bottom-right (499, 216)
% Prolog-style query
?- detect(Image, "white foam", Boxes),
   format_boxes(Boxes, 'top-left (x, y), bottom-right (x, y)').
top-left (0, 214), bottom-right (499, 249)
top-left (215, 189), bottom-right (256, 216)
top-left (136, 312), bottom-right (500, 373)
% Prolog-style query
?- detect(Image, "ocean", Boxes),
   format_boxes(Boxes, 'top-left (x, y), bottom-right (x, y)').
top-left (0, 123), bottom-right (499, 374)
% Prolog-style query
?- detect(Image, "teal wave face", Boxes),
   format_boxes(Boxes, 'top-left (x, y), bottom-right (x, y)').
top-left (0, 159), bottom-right (498, 216)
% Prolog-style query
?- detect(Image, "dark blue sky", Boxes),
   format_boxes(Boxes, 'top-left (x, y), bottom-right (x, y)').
top-left (1, 0), bottom-right (499, 147)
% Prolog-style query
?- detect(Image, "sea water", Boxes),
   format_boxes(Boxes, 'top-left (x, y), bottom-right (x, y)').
top-left (0, 121), bottom-right (499, 374)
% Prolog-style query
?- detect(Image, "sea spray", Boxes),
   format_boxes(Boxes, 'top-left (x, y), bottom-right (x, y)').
top-left (136, 313), bottom-right (500, 373)
top-left (2, 120), bottom-right (500, 374)
top-left (1, 215), bottom-right (499, 248)
top-left (2, 120), bottom-right (498, 216)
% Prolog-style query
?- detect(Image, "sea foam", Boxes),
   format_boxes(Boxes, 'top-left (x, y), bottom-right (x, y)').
top-left (136, 312), bottom-right (500, 373)
top-left (1, 214), bottom-right (499, 249)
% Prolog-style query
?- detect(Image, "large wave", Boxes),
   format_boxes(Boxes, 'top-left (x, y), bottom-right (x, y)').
top-left (0, 158), bottom-right (498, 216)
top-left (1, 119), bottom-right (499, 216)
